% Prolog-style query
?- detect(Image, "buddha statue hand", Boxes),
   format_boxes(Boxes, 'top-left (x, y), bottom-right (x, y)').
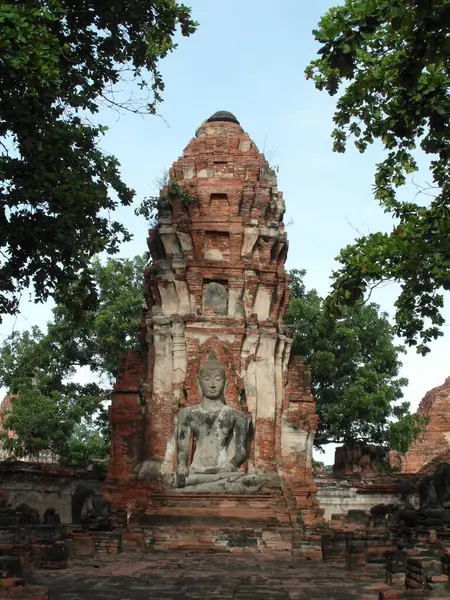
top-left (176, 464), bottom-right (189, 488)
top-left (223, 462), bottom-right (239, 472)
top-left (201, 466), bottom-right (219, 474)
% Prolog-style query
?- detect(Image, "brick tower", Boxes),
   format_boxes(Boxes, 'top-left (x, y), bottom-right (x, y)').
top-left (104, 111), bottom-right (323, 551)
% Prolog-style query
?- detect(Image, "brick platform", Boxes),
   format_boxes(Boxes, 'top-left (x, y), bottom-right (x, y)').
top-left (35, 552), bottom-right (383, 599)
top-left (101, 483), bottom-right (322, 555)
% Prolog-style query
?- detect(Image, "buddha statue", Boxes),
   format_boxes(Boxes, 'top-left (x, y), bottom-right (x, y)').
top-left (175, 350), bottom-right (250, 490)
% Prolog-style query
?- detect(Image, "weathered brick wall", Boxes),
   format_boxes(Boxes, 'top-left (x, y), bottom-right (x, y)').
top-left (402, 377), bottom-right (450, 473)
top-left (107, 351), bottom-right (146, 483)
top-left (417, 447), bottom-right (450, 474)
top-left (333, 441), bottom-right (389, 477)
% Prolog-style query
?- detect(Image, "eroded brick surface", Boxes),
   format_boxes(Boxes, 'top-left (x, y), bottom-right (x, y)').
top-left (35, 553), bottom-right (380, 599)
top-left (402, 377), bottom-right (450, 473)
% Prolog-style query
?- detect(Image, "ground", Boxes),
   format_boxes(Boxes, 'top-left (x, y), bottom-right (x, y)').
top-left (35, 553), bottom-right (385, 599)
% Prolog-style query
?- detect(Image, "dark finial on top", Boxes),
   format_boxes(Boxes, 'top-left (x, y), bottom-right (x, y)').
top-left (206, 111), bottom-right (240, 124)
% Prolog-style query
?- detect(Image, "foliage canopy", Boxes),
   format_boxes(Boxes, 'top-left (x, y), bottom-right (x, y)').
top-left (0, 255), bottom-right (145, 463)
top-left (285, 269), bottom-right (421, 451)
top-left (0, 0), bottom-right (196, 320)
top-left (306, 0), bottom-right (450, 355)
top-left (1, 259), bottom-right (423, 461)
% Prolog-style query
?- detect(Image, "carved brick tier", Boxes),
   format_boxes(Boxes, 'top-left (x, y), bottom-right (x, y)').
top-left (104, 112), bottom-right (323, 546)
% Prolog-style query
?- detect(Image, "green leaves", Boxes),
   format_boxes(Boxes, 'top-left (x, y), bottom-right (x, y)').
top-left (0, 382), bottom-right (109, 463)
top-left (286, 269), bottom-right (412, 450)
top-left (306, 0), bottom-right (450, 354)
top-left (135, 179), bottom-right (197, 222)
top-left (0, 1), bottom-right (197, 320)
top-left (388, 413), bottom-right (425, 454)
top-left (0, 254), bottom-right (146, 463)
top-left (66, 422), bottom-right (110, 465)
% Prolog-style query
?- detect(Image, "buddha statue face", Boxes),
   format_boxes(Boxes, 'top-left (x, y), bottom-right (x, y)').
top-left (198, 368), bottom-right (226, 400)
top-left (197, 350), bottom-right (227, 402)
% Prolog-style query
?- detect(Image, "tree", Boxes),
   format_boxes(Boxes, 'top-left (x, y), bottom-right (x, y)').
top-left (1, 258), bottom-right (422, 459)
top-left (306, 0), bottom-right (450, 355)
top-left (48, 254), bottom-right (147, 378)
top-left (1, 380), bottom-right (109, 462)
top-left (0, 1), bottom-right (196, 320)
top-left (0, 254), bottom-right (146, 463)
top-left (66, 422), bottom-right (110, 466)
top-left (285, 269), bottom-right (421, 451)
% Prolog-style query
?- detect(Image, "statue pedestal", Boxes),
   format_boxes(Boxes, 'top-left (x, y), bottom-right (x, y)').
top-left (102, 481), bottom-right (323, 554)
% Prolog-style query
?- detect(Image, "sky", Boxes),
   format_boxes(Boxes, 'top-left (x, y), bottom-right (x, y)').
top-left (1, 0), bottom-right (449, 464)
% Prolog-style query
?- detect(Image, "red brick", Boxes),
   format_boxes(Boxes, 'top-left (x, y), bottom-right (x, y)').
top-left (103, 113), bottom-right (323, 546)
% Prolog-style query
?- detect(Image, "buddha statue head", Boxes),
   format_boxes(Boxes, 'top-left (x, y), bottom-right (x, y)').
top-left (197, 350), bottom-right (227, 402)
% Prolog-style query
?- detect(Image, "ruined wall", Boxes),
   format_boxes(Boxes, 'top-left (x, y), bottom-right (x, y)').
top-left (333, 441), bottom-right (389, 477)
top-left (0, 462), bottom-right (104, 523)
top-left (107, 350), bottom-right (146, 481)
top-left (402, 377), bottom-right (450, 472)
top-left (315, 474), bottom-right (416, 521)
